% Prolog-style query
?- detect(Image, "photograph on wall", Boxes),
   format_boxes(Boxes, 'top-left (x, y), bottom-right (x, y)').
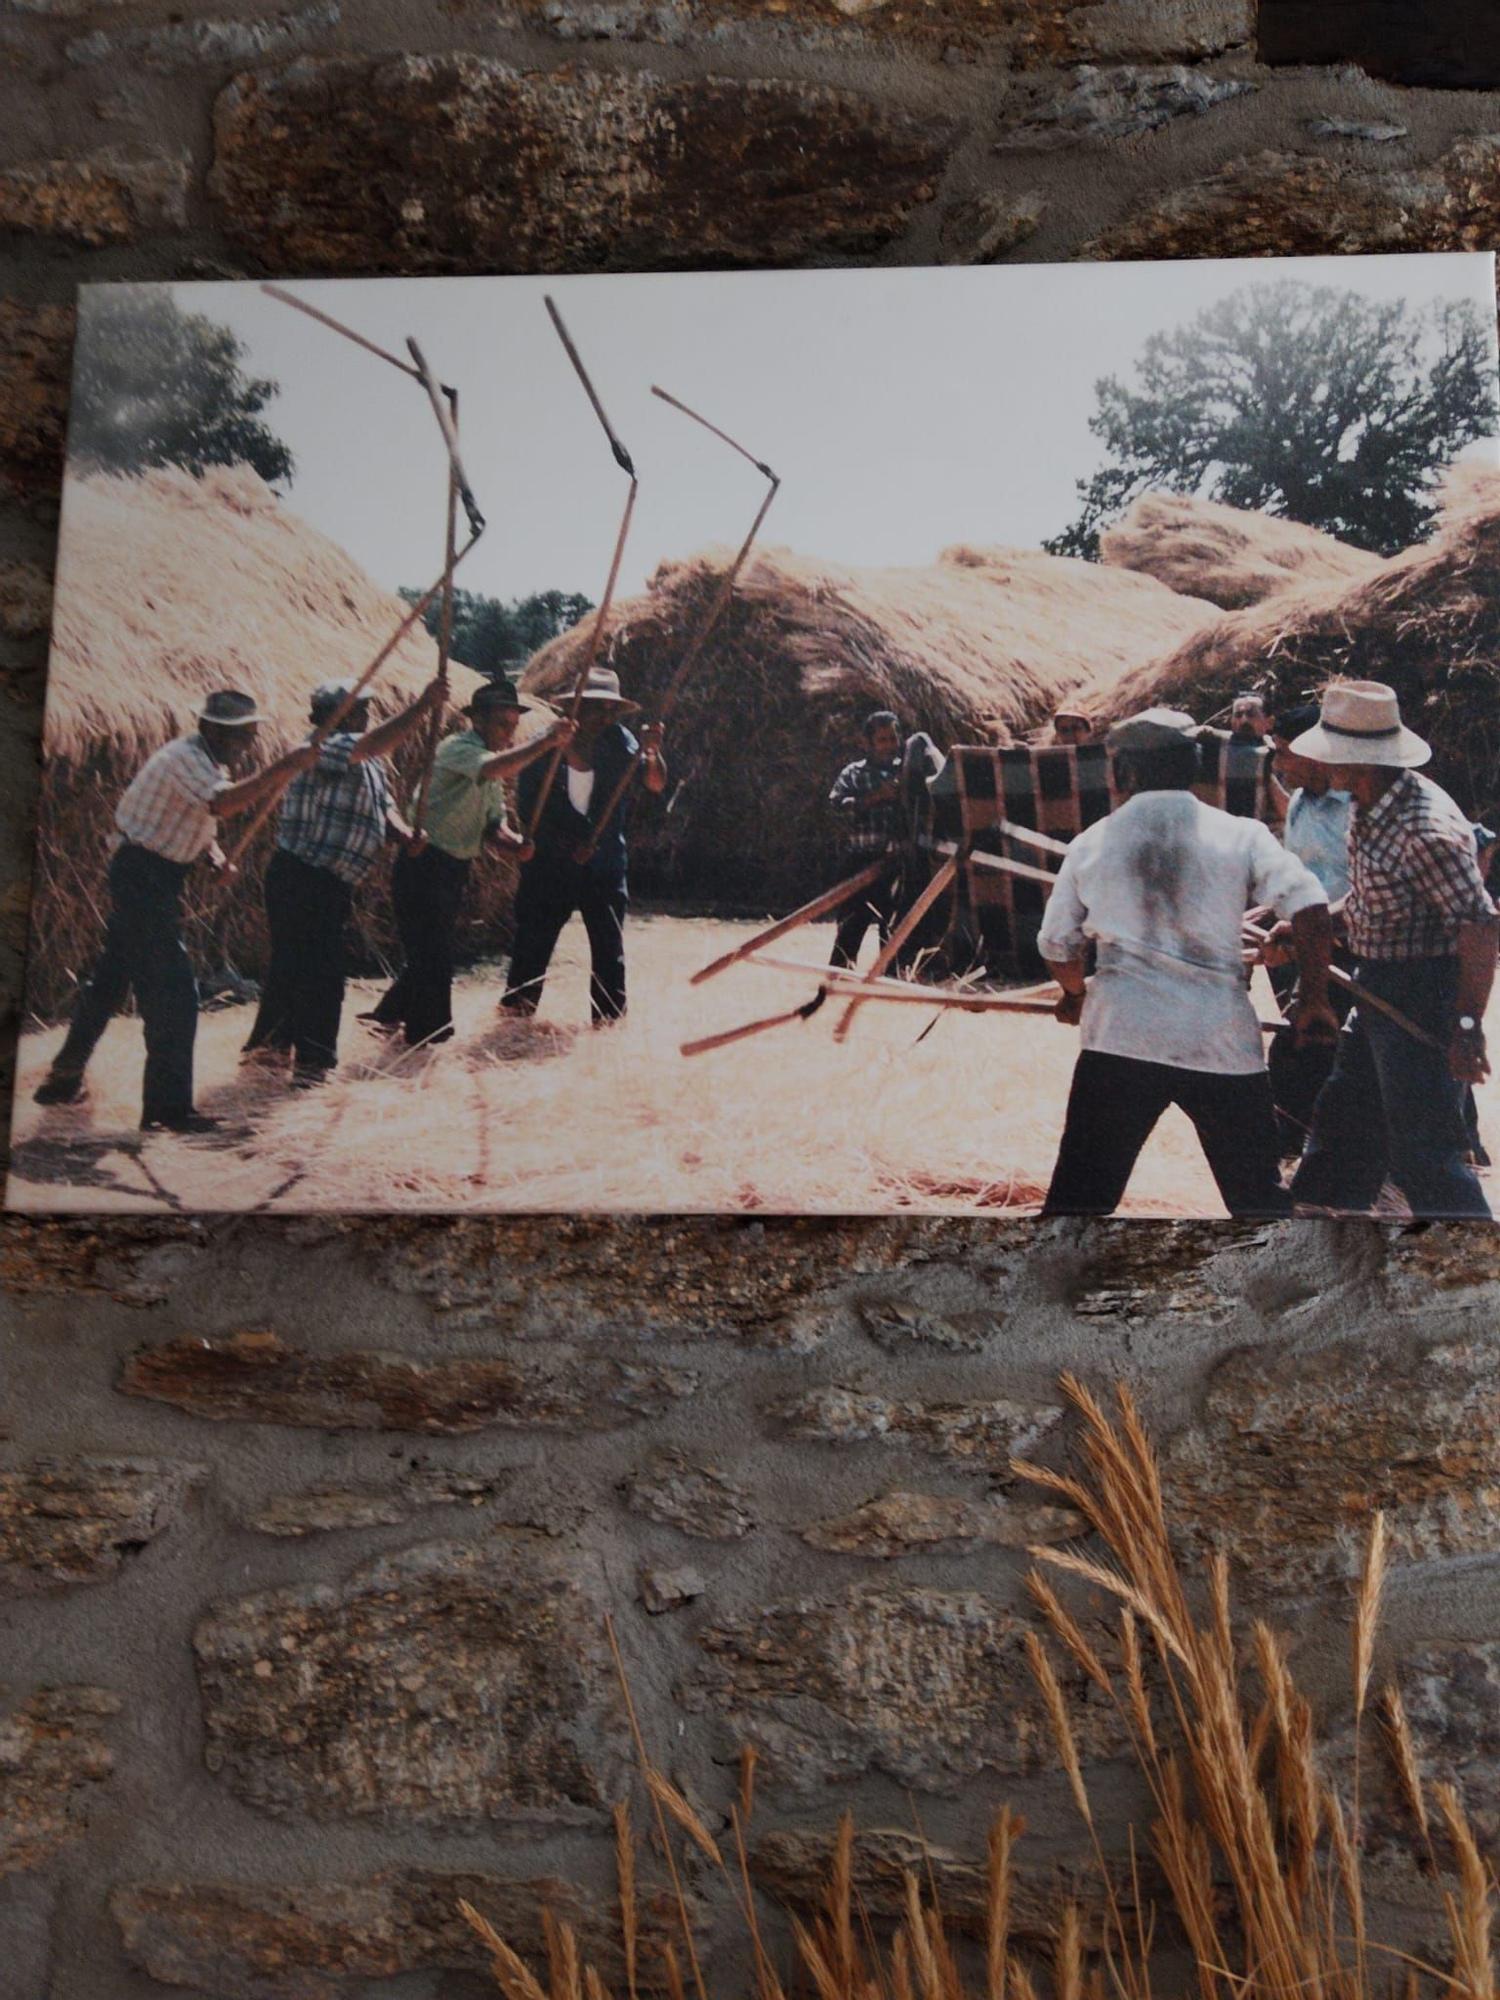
top-left (8, 251), bottom-right (1500, 1220)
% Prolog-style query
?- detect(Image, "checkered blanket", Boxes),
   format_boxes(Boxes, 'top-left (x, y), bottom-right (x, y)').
top-left (927, 736), bottom-right (1276, 959)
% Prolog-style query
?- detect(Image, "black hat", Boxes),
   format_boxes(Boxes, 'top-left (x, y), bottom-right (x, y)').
top-left (468, 675), bottom-right (525, 717)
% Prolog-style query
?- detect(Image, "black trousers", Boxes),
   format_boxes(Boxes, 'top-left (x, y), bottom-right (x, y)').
top-left (831, 863), bottom-right (896, 969)
top-left (1290, 955), bottom-right (1490, 1219)
top-left (244, 850), bottom-right (353, 1072)
top-left (370, 844), bottom-right (471, 1047)
top-left (51, 843), bottom-right (198, 1123)
top-left (1043, 1049), bottom-right (1291, 1218)
top-left (503, 859), bottom-right (628, 1023)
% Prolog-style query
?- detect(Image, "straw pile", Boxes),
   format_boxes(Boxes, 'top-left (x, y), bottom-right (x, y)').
top-left (1105, 465), bottom-right (1500, 814)
top-left (1100, 491), bottom-right (1385, 609)
top-left (28, 464), bottom-right (492, 1018)
top-left (523, 543), bottom-right (1218, 909)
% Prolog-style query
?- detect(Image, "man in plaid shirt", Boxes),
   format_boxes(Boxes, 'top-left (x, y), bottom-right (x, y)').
top-left (243, 675), bottom-right (442, 1085)
top-left (1284, 681), bottom-right (1498, 1218)
top-left (33, 690), bottom-right (318, 1132)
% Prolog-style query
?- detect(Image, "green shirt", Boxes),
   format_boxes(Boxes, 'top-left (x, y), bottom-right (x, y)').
top-left (423, 729), bottom-right (508, 860)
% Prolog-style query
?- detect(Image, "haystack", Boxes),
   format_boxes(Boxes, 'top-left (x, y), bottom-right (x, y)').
top-left (28, 464), bottom-right (495, 1018)
top-left (523, 542), bottom-right (1218, 908)
top-left (1100, 492), bottom-right (1384, 610)
top-left (1104, 465), bottom-right (1500, 815)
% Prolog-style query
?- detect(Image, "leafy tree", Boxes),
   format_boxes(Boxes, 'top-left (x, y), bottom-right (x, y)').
top-left (398, 585), bottom-right (594, 677)
top-left (70, 285), bottom-right (294, 486)
top-left (1046, 281), bottom-right (1497, 559)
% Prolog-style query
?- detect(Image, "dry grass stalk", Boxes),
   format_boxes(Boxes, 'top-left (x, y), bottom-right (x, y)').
top-left (473, 1376), bottom-right (1498, 2000)
top-left (615, 1803), bottom-right (640, 2000)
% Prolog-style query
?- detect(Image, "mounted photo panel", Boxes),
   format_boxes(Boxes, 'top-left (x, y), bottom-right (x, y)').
top-left (10, 253), bottom-right (1500, 1218)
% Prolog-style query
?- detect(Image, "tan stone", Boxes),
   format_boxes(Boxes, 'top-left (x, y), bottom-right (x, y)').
top-left (121, 1329), bottom-right (698, 1433)
top-left (1086, 138), bottom-right (1500, 261)
top-left (0, 560), bottom-right (51, 639)
top-left (770, 1383), bottom-right (1064, 1470)
top-left (938, 190), bottom-right (1046, 263)
top-left (209, 57), bottom-right (957, 274)
top-left (0, 1688), bottom-right (119, 1876)
top-left (800, 1488), bottom-right (1083, 1557)
top-left (690, 1584), bottom-right (1116, 1789)
top-left (620, 1447), bottom-right (755, 1540)
top-left (194, 1537), bottom-right (629, 1826)
top-left (114, 1866), bottom-right (687, 1999)
top-left (0, 1458), bottom-right (206, 1594)
top-left (0, 300), bottom-right (73, 509)
top-left (0, 151), bottom-right (189, 246)
top-left (1164, 1337), bottom-right (1500, 1594)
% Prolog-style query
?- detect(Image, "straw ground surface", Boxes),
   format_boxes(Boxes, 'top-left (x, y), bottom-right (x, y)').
top-left (523, 545), bottom-right (1219, 910)
top-left (3, 912), bottom-right (1409, 1216)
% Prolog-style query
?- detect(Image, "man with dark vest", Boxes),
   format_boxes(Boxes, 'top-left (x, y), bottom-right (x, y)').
top-left (242, 674), bottom-right (443, 1085)
top-left (502, 666), bottom-right (666, 1024)
top-left (33, 690), bottom-right (317, 1132)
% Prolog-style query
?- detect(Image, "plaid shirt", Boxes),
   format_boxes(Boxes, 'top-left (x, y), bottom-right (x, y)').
top-left (830, 754), bottom-right (904, 857)
top-left (276, 732), bottom-right (393, 886)
top-left (1347, 769), bottom-right (1496, 961)
top-left (113, 733), bottom-right (227, 864)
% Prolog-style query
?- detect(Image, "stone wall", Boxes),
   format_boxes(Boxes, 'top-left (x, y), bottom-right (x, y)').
top-left (6, 5), bottom-right (1500, 1998)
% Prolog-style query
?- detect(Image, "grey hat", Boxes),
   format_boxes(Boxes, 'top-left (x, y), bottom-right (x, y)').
top-left (198, 689), bottom-right (265, 728)
top-left (1105, 706), bottom-right (1200, 752)
top-left (574, 665), bottom-right (640, 713)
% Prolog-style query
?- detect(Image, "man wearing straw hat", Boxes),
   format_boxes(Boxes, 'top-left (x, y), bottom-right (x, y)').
top-left (1284, 680), bottom-right (1497, 1219)
top-left (32, 690), bottom-right (319, 1132)
top-left (1037, 707), bottom-right (1337, 1218)
top-left (241, 673), bottom-right (445, 1086)
top-left (502, 665), bottom-right (665, 1025)
top-left (363, 676), bottom-right (574, 1049)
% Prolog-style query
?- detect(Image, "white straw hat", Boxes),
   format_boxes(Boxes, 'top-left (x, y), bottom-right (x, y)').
top-left (1289, 681), bottom-right (1430, 769)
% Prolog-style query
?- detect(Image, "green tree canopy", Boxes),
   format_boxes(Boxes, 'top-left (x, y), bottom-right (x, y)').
top-left (70, 285), bottom-right (294, 486)
top-left (1045, 281), bottom-right (1498, 560)
top-left (398, 586), bottom-right (593, 679)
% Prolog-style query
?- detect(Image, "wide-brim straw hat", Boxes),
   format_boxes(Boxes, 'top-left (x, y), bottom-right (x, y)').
top-left (1290, 680), bottom-right (1430, 768)
top-left (574, 665), bottom-right (640, 714)
top-left (197, 689), bottom-right (266, 728)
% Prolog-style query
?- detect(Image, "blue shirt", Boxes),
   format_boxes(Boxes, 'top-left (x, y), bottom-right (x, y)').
top-left (277, 732), bottom-right (393, 886)
top-left (1284, 786), bottom-right (1352, 902)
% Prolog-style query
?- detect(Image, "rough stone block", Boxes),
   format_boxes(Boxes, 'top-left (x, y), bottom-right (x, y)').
top-left (1086, 137), bottom-right (1500, 260)
top-left (0, 1687), bottom-right (119, 1876)
top-left (1164, 1336), bottom-right (1500, 1594)
top-left (210, 56), bottom-right (957, 274)
top-left (121, 1330), bottom-right (698, 1433)
top-left (620, 1447), bottom-right (755, 1540)
top-left (194, 1538), bottom-right (629, 1826)
top-left (995, 63), bottom-right (1255, 149)
top-left (689, 1584), bottom-right (1115, 1789)
top-left (0, 150), bottom-right (190, 245)
top-left (114, 1865), bottom-right (683, 1999)
top-left (0, 301), bottom-right (73, 510)
top-left (0, 1457), bottom-right (205, 1594)
top-left (770, 1385), bottom-right (1063, 1471)
top-left (800, 1488), bottom-right (1083, 1557)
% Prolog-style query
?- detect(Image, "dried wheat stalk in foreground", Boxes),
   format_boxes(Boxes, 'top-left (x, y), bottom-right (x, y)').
top-left (468, 1375), bottom-right (1498, 2000)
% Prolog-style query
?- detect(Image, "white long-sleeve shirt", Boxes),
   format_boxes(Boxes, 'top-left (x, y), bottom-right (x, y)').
top-left (1037, 789), bottom-right (1327, 1075)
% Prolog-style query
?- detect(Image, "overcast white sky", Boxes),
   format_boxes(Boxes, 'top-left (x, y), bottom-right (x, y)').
top-left (125, 254), bottom-right (1500, 604)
